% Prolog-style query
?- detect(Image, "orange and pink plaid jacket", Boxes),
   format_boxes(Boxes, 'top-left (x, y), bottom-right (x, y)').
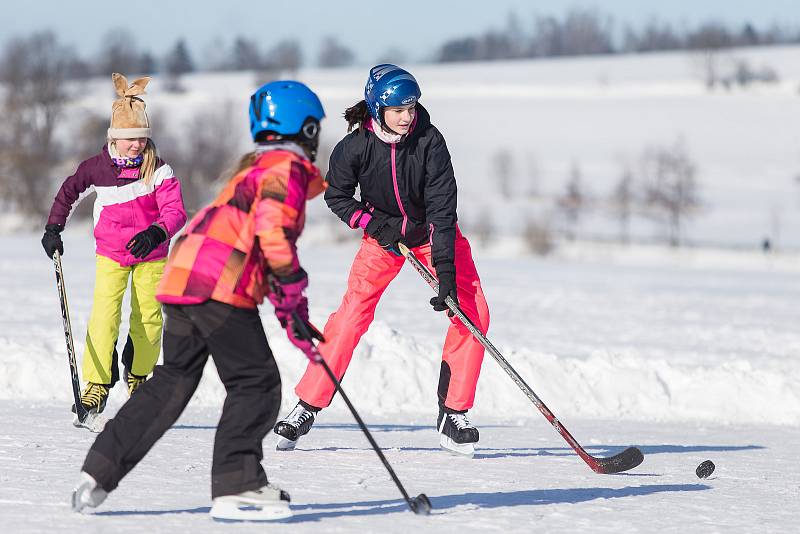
top-left (156, 147), bottom-right (325, 309)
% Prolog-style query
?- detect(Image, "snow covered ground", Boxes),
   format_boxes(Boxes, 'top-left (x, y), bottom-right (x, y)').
top-left (49, 43), bottom-right (800, 249)
top-left (1, 231), bottom-right (799, 531)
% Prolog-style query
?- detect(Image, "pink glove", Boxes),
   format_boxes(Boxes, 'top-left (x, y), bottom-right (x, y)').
top-left (267, 269), bottom-right (309, 327)
top-left (286, 315), bottom-right (320, 362)
top-left (268, 269), bottom-right (316, 360)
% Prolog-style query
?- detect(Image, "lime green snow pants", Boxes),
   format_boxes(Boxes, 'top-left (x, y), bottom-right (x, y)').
top-left (83, 255), bottom-right (166, 384)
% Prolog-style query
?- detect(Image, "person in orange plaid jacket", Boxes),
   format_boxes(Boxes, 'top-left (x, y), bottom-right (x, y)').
top-left (72, 81), bottom-right (326, 522)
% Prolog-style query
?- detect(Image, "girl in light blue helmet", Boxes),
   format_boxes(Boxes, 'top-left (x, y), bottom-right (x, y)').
top-left (73, 81), bottom-right (327, 522)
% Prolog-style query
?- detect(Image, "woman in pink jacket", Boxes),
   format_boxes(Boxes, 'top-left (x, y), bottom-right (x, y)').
top-left (41, 73), bottom-right (186, 415)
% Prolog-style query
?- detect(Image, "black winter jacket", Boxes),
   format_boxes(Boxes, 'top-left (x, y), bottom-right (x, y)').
top-left (324, 105), bottom-right (458, 267)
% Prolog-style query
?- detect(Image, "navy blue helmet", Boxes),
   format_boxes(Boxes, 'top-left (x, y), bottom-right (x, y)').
top-left (364, 64), bottom-right (421, 128)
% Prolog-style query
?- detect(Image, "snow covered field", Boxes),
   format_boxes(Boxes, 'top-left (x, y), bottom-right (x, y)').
top-left (58, 44), bottom-right (800, 249)
top-left (1, 231), bottom-right (799, 532)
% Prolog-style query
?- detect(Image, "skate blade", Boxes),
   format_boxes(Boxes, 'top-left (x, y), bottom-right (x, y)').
top-left (73, 412), bottom-right (108, 433)
top-left (439, 434), bottom-right (475, 458)
top-left (70, 489), bottom-right (85, 513)
top-left (275, 436), bottom-right (298, 451)
top-left (210, 499), bottom-right (292, 522)
top-left (71, 483), bottom-right (106, 513)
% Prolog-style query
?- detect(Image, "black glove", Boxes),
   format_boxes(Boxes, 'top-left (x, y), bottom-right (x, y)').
top-left (126, 225), bottom-right (168, 259)
top-left (430, 262), bottom-right (458, 316)
top-left (365, 214), bottom-right (403, 255)
top-left (41, 224), bottom-right (64, 258)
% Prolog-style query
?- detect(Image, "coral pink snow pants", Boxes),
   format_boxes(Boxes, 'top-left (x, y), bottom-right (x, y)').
top-left (295, 229), bottom-right (490, 412)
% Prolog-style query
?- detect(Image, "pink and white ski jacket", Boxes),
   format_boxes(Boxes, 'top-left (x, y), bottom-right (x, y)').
top-left (46, 145), bottom-right (187, 266)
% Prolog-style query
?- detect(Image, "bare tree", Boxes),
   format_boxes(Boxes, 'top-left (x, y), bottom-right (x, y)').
top-left (163, 39), bottom-right (194, 93)
top-left (138, 51), bottom-right (158, 75)
top-left (522, 214), bottom-right (554, 255)
top-left (687, 22), bottom-right (733, 90)
top-left (318, 37), bottom-right (354, 68)
top-left (525, 152), bottom-right (542, 198)
top-left (69, 113), bottom-right (110, 220)
top-left (623, 18), bottom-right (682, 52)
top-left (560, 9), bottom-right (615, 55)
top-left (98, 28), bottom-right (142, 76)
top-left (0, 31), bottom-right (74, 220)
top-left (556, 161), bottom-right (585, 240)
top-left (491, 149), bottom-right (514, 199)
top-left (641, 140), bottom-right (702, 246)
top-left (610, 164), bottom-right (634, 244)
top-left (471, 207), bottom-right (496, 248)
top-left (268, 40), bottom-right (302, 74)
top-left (230, 37), bottom-right (262, 71)
top-left (159, 101), bottom-right (242, 213)
top-left (201, 37), bottom-right (230, 71)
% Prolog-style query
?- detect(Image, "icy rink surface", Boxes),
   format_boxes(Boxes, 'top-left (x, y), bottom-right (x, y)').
top-left (1, 404), bottom-right (799, 533)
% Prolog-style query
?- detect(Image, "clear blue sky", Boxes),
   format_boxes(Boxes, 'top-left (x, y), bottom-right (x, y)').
top-left (2, 0), bottom-right (798, 65)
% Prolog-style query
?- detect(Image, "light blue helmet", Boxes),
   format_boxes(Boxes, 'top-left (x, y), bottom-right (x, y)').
top-left (364, 64), bottom-right (421, 128)
top-left (249, 80), bottom-right (325, 144)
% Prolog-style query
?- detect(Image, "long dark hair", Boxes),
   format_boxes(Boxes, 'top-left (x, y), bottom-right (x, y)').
top-left (344, 100), bottom-right (371, 132)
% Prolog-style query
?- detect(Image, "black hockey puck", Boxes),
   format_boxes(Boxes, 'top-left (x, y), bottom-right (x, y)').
top-left (696, 460), bottom-right (715, 478)
top-left (411, 493), bottom-right (432, 515)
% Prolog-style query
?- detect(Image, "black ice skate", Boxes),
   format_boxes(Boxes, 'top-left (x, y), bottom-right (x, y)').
top-left (70, 383), bottom-right (110, 432)
top-left (274, 402), bottom-right (316, 451)
top-left (437, 410), bottom-right (479, 457)
top-left (125, 370), bottom-right (147, 397)
top-left (71, 382), bottom-right (110, 415)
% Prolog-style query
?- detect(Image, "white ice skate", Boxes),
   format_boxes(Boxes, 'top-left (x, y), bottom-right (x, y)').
top-left (71, 472), bottom-right (107, 513)
top-left (72, 411), bottom-right (108, 433)
top-left (210, 484), bottom-right (292, 522)
top-left (438, 411), bottom-right (479, 458)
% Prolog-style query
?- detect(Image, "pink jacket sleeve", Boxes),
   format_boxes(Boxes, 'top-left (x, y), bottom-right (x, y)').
top-left (154, 174), bottom-right (187, 238)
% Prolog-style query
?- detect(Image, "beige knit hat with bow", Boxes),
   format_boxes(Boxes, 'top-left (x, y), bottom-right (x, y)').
top-left (108, 73), bottom-right (152, 139)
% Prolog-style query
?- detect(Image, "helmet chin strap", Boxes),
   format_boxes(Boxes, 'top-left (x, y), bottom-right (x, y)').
top-left (379, 108), bottom-right (401, 136)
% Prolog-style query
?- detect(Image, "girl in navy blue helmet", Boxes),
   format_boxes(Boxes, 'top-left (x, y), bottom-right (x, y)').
top-left (275, 64), bottom-right (491, 458)
top-left (72, 81), bottom-right (327, 522)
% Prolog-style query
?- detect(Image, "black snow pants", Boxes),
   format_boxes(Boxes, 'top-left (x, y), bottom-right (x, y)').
top-left (82, 300), bottom-right (282, 499)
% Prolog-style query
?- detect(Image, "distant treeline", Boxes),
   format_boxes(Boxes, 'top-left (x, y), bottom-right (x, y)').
top-left (3, 10), bottom-right (798, 82)
top-left (436, 9), bottom-right (800, 62)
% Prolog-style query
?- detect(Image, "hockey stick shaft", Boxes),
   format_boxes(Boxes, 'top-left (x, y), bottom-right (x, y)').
top-left (53, 252), bottom-right (88, 422)
top-left (290, 313), bottom-right (422, 512)
top-left (398, 243), bottom-right (629, 473)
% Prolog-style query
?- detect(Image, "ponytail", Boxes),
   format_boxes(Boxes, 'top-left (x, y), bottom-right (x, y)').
top-left (227, 152), bottom-right (258, 181)
top-left (344, 100), bottom-right (370, 132)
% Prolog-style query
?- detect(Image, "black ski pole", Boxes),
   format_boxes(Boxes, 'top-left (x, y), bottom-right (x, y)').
top-left (53, 251), bottom-right (89, 424)
top-left (397, 243), bottom-right (644, 474)
top-left (290, 312), bottom-right (431, 515)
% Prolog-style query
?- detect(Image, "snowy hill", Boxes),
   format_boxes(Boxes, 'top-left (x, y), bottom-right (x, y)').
top-left (60, 44), bottom-right (800, 249)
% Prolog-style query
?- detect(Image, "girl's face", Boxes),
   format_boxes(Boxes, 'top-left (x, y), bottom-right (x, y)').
top-left (115, 138), bottom-right (148, 158)
top-left (383, 104), bottom-right (416, 135)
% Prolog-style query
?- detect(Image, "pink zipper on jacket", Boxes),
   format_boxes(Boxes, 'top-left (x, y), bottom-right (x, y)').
top-left (390, 143), bottom-right (408, 236)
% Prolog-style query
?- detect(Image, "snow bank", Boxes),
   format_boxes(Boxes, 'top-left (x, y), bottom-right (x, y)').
top-left (3, 233), bottom-right (798, 426)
